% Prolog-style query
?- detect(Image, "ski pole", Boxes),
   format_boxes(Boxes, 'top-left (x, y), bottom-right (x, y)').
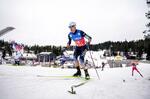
top-left (87, 44), bottom-right (100, 80)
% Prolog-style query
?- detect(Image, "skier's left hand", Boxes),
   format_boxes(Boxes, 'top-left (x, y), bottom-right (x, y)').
top-left (87, 39), bottom-right (91, 45)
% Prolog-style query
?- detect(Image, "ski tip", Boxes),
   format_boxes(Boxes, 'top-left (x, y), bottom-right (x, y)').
top-left (68, 91), bottom-right (76, 94)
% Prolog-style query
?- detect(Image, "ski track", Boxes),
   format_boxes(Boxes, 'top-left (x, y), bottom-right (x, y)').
top-left (0, 63), bottom-right (150, 99)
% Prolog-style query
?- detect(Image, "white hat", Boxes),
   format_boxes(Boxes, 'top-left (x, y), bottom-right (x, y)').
top-left (68, 22), bottom-right (76, 28)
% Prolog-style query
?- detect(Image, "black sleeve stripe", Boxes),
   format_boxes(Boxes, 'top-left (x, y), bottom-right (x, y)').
top-left (67, 34), bottom-right (72, 45)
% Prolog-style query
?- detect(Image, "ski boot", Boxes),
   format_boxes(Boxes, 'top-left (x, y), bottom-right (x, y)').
top-left (73, 66), bottom-right (81, 77)
top-left (84, 69), bottom-right (90, 80)
top-left (73, 71), bottom-right (81, 77)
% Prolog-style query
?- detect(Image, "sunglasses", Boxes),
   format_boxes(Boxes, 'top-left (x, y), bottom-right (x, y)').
top-left (69, 25), bottom-right (75, 28)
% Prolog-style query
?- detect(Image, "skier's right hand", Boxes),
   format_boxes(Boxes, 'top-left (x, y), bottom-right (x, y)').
top-left (66, 44), bottom-right (70, 49)
top-left (86, 42), bottom-right (90, 49)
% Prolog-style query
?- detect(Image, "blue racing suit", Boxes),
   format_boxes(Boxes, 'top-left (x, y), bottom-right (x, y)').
top-left (67, 29), bottom-right (92, 65)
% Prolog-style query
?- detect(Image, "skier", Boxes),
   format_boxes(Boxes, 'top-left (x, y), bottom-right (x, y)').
top-left (101, 62), bottom-right (105, 71)
top-left (14, 51), bottom-right (22, 66)
top-left (60, 55), bottom-right (66, 68)
top-left (66, 22), bottom-right (92, 79)
top-left (1, 49), bottom-right (6, 64)
top-left (131, 63), bottom-right (143, 77)
top-left (0, 52), bottom-right (2, 64)
top-left (2, 49), bottom-right (6, 60)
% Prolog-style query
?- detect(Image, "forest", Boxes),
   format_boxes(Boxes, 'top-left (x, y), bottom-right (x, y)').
top-left (0, 38), bottom-right (150, 60)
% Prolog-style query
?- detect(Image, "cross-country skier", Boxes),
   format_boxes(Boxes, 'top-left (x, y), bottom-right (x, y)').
top-left (14, 51), bottom-right (21, 65)
top-left (66, 22), bottom-right (92, 79)
top-left (2, 49), bottom-right (6, 60)
top-left (101, 62), bottom-right (105, 71)
top-left (131, 63), bottom-right (143, 77)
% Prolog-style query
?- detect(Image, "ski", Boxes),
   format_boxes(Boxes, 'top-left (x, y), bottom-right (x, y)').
top-left (68, 79), bottom-right (90, 94)
top-left (36, 75), bottom-right (88, 80)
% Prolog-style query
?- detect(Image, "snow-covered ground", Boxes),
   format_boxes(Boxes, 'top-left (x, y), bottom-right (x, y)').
top-left (0, 63), bottom-right (150, 99)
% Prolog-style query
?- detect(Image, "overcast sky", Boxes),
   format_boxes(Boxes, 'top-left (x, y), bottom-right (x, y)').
top-left (0, 0), bottom-right (148, 46)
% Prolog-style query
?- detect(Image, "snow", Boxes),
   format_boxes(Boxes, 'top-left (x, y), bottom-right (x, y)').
top-left (0, 63), bottom-right (150, 99)
top-left (85, 51), bottom-right (107, 67)
top-left (22, 53), bottom-right (37, 59)
top-left (39, 52), bottom-right (52, 55)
